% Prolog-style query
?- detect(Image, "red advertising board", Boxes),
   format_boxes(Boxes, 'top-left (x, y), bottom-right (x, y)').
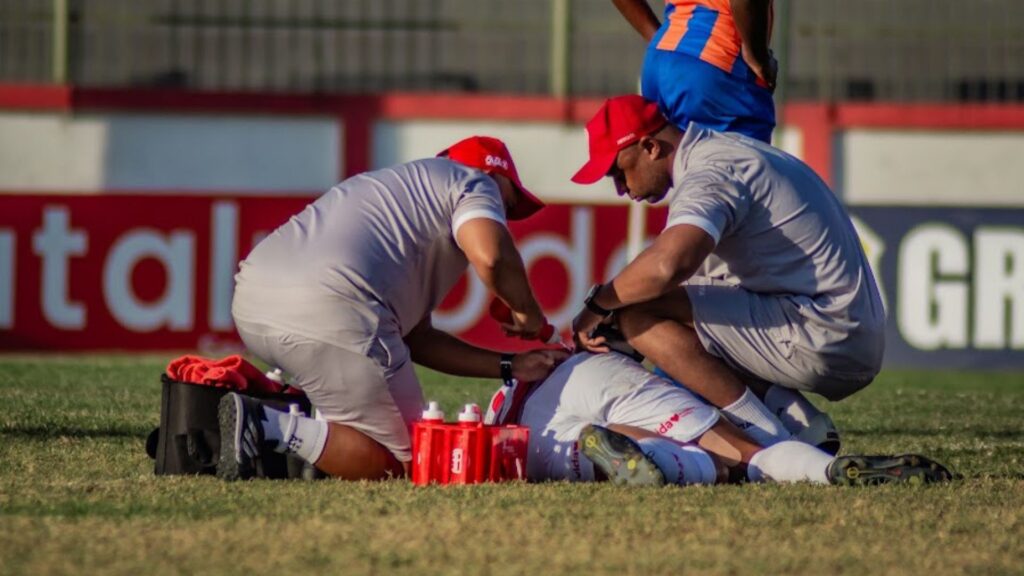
top-left (0, 194), bottom-right (665, 351)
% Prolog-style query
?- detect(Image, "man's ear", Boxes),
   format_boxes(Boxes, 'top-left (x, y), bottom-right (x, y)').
top-left (638, 135), bottom-right (666, 160)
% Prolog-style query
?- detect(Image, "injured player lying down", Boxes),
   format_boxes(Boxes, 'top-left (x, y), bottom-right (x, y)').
top-left (490, 350), bottom-right (954, 486)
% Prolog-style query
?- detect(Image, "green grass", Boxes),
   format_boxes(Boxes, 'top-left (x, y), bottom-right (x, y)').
top-left (1, 356), bottom-right (1022, 575)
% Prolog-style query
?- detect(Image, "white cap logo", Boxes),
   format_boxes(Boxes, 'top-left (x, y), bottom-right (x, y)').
top-left (615, 132), bottom-right (636, 146)
top-left (485, 155), bottom-right (509, 170)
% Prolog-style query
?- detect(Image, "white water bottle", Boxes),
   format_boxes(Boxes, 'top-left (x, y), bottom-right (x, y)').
top-left (457, 403), bottom-right (482, 425)
top-left (265, 367), bottom-right (285, 384)
top-left (421, 401), bottom-right (446, 422)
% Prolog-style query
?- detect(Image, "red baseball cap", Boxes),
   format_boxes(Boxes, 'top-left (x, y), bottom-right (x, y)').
top-left (440, 136), bottom-right (545, 220)
top-left (571, 95), bottom-right (668, 185)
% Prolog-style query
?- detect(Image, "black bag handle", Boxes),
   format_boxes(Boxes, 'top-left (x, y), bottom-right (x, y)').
top-left (185, 429), bottom-right (216, 469)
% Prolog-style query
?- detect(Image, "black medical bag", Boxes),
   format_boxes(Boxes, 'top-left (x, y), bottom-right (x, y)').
top-left (146, 374), bottom-right (315, 479)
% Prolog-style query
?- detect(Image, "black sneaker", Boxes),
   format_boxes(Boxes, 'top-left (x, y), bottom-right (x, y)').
top-left (577, 424), bottom-right (665, 487)
top-left (217, 392), bottom-right (266, 481)
top-left (827, 454), bottom-right (955, 486)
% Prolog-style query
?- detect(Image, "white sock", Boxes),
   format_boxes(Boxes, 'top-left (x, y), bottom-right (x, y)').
top-left (763, 385), bottom-right (824, 435)
top-left (262, 404), bottom-right (329, 463)
top-left (747, 440), bottom-right (832, 484)
top-left (637, 437), bottom-right (717, 485)
top-left (721, 388), bottom-right (790, 446)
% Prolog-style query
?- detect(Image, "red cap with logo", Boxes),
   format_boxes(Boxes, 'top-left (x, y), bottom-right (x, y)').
top-left (571, 95), bottom-right (668, 185)
top-left (440, 136), bottom-right (545, 220)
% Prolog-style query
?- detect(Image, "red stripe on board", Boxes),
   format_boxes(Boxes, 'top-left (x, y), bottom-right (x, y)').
top-left (2, 84), bottom-right (1024, 130)
top-left (835, 104), bottom-right (1024, 130)
top-left (0, 86), bottom-right (608, 124)
top-left (0, 83), bottom-right (72, 110)
top-left (784, 103), bottom-right (835, 186)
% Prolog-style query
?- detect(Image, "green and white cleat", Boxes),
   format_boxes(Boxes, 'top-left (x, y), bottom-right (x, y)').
top-left (578, 424), bottom-right (665, 487)
top-left (827, 454), bottom-right (955, 486)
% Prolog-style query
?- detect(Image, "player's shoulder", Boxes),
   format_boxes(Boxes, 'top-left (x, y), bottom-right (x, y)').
top-left (386, 157), bottom-right (499, 198)
top-left (680, 128), bottom-right (780, 186)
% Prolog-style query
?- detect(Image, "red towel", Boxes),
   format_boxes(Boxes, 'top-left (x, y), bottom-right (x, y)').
top-left (166, 354), bottom-right (299, 395)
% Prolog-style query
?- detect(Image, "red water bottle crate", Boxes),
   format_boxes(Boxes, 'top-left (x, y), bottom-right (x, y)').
top-left (411, 403), bottom-right (529, 485)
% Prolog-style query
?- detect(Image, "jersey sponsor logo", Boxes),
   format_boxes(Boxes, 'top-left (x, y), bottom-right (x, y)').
top-left (657, 407), bottom-right (696, 435)
top-left (485, 155), bottom-right (509, 170)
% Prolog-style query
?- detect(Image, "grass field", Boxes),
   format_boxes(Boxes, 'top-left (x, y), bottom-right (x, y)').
top-left (1, 355), bottom-right (1022, 576)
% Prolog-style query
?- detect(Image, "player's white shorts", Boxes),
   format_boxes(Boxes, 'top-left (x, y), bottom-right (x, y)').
top-left (519, 352), bottom-right (720, 482)
top-left (233, 316), bottom-right (424, 463)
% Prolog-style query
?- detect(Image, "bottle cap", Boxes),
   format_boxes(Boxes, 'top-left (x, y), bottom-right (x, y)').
top-left (458, 403), bottom-right (481, 423)
top-left (421, 401), bottom-right (445, 421)
top-left (265, 368), bottom-right (284, 383)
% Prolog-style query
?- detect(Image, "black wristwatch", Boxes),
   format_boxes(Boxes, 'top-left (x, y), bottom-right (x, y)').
top-left (584, 283), bottom-right (614, 319)
top-left (500, 353), bottom-right (515, 385)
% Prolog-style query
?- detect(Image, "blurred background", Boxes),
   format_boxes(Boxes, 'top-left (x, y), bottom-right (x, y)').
top-left (1, 0), bottom-right (1022, 369)
top-left (2, 0), bottom-right (1023, 101)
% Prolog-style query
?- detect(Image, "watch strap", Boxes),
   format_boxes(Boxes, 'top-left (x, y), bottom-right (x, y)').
top-left (584, 284), bottom-right (613, 318)
top-left (500, 353), bottom-right (515, 385)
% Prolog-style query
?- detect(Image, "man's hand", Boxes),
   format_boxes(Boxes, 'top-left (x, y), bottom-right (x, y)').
top-left (571, 307), bottom-right (612, 354)
top-left (500, 307), bottom-right (545, 340)
top-left (511, 348), bottom-right (570, 382)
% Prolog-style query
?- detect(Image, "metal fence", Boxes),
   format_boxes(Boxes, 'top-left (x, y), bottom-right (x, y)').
top-left (1, 0), bottom-right (1022, 102)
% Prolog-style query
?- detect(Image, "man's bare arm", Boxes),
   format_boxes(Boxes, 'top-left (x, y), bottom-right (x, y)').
top-left (456, 218), bottom-right (544, 337)
top-left (405, 315), bottom-right (505, 377)
top-left (731, 0), bottom-right (777, 90)
top-left (612, 0), bottom-right (661, 42)
top-left (600, 224), bottom-right (715, 309)
top-left (405, 315), bottom-right (569, 381)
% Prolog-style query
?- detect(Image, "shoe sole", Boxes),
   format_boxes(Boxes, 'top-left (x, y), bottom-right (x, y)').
top-left (829, 454), bottom-right (954, 486)
top-left (578, 425), bottom-right (665, 487)
top-left (216, 393), bottom-right (248, 481)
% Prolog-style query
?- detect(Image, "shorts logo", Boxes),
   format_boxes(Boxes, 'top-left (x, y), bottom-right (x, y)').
top-left (485, 155), bottom-right (509, 170)
top-left (570, 444), bottom-right (582, 480)
top-left (657, 407), bottom-right (695, 435)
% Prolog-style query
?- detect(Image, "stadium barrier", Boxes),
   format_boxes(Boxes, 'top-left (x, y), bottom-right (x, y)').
top-left (1, 85), bottom-right (1022, 368)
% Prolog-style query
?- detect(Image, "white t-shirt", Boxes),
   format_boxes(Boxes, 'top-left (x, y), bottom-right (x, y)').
top-left (232, 158), bottom-right (506, 351)
top-left (666, 124), bottom-right (885, 376)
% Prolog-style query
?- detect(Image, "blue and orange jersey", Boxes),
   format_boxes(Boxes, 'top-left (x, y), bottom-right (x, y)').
top-left (653, 0), bottom-right (773, 86)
